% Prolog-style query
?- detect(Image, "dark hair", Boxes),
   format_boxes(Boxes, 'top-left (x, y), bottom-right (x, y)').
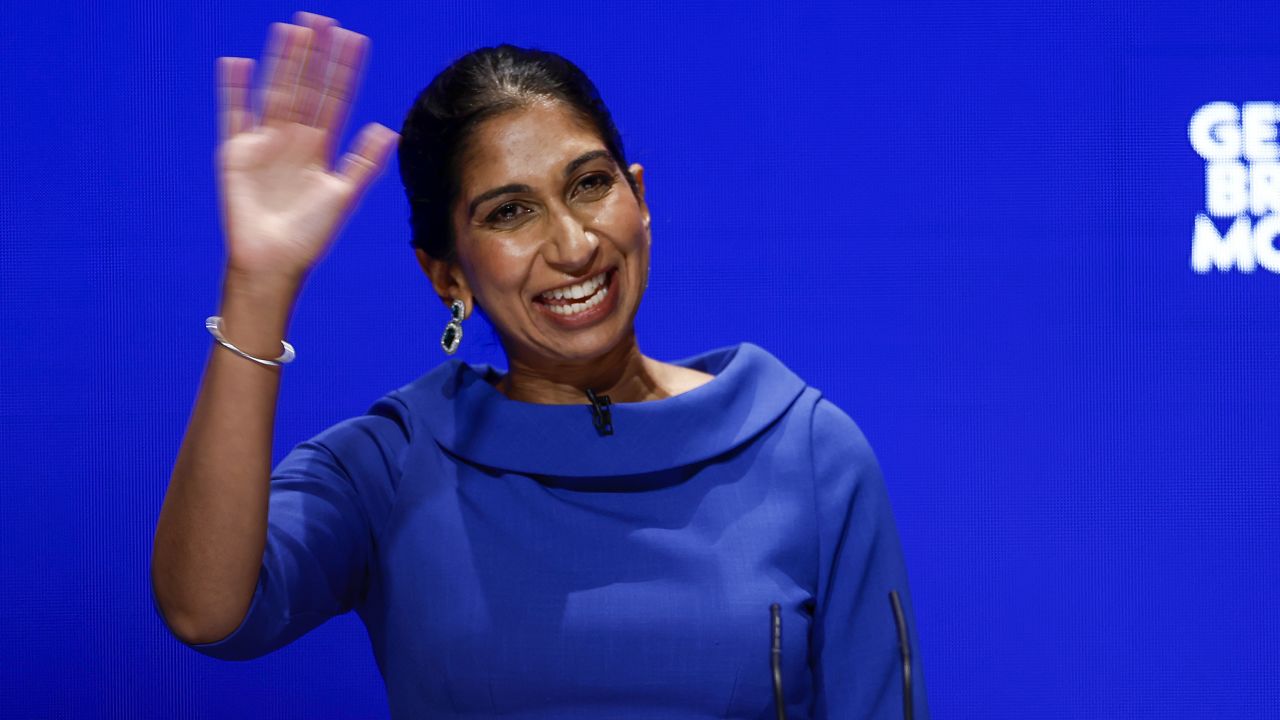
top-left (398, 45), bottom-right (638, 261)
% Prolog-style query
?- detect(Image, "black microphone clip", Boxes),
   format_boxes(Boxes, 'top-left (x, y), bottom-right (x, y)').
top-left (584, 388), bottom-right (613, 436)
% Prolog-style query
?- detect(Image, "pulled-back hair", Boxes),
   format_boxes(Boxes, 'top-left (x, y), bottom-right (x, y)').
top-left (398, 45), bottom-right (638, 261)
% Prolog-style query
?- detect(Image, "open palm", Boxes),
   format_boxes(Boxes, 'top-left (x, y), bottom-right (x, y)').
top-left (217, 12), bottom-right (398, 281)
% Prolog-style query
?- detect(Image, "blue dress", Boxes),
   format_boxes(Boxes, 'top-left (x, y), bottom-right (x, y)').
top-left (153, 342), bottom-right (929, 719)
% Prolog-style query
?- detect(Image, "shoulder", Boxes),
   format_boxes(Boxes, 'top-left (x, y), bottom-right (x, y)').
top-left (725, 342), bottom-right (877, 466)
top-left (809, 396), bottom-right (878, 470)
top-left (703, 340), bottom-right (882, 491)
top-left (314, 357), bottom-right (478, 455)
top-left (271, 390), bottom-right (415, 538)
top-left (316, 391), bottom-right (411, 441)
top-left (801, 392), bottom-right (887, 520)
top-left (291, 391), bottom-right (414, 475)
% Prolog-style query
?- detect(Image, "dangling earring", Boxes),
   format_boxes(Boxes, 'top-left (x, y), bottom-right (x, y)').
top-left (441, 298), bottom-right (465, 355)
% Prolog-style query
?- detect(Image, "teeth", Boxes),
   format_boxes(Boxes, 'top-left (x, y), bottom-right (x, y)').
top-left (541, 271), bottom-right (606, 302)
top-left (547, 285), bottom-right (609, 315)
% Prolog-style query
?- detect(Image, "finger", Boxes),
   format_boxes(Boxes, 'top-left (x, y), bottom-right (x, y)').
top-left (336, 123), bottom-right (400, 199)
top-left (217, 57), bottom-right (255, 142)
top-left (315, 28), bottom-right (368, 147)
top-left (293, 10), bottom-right (340, 34)
top-left (293, 10), bottom-right (339, 25)
top-left (291, 12), bottom-right (336, 126)
top-left (259, 23), bottom-right (312, 127)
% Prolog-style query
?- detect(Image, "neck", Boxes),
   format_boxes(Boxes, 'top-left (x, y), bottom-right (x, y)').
top-left (497, 334), bottom-right (663, 405)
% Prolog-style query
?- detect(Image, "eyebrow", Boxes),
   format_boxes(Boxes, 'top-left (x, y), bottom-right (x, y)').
top-left (467, 149), bottom-right (615, 219)
top-left (563, 149), bottom-right (613, 178)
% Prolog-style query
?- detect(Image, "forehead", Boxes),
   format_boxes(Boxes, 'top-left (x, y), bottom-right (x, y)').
top-left (460, 101), bottom-right (609, 189)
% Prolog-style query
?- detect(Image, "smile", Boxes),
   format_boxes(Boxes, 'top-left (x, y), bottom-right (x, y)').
top-left (533, 268), bottom-right (619, 325)
top-left (536, 269), bottom-right (609, 313)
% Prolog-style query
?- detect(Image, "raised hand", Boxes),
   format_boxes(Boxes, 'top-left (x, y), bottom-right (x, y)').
top-left (216, 12), bottom-right (399, 283)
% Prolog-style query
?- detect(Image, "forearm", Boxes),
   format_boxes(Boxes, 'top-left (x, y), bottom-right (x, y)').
top-left (151, 270), bottom-right (301, 644)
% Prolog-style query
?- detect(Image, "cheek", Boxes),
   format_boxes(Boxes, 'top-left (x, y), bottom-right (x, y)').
top-left (595, 196), bottom-right (647, 249)
top-left (468, 237), bottom-right (540, 299)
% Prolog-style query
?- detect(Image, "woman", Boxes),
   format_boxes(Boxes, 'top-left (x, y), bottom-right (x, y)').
top-left (151, 12), bottom-right (929, 719)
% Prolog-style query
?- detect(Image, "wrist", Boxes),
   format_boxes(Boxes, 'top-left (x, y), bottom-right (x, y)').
top-left (221, 265), bottom-right (305, 303)
top-left (215, 269), bottom-right (302, 359)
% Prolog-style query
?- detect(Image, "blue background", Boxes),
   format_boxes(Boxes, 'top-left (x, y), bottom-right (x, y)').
top-left (2, 1), bottom-right (1277, 717)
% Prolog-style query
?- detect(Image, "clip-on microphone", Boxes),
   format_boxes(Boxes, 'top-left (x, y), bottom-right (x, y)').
top-left (584, 388), bottom-right (613, 436)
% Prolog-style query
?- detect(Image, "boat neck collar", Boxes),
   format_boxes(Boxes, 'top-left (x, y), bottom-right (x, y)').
top-left (395, 341), bottom-right (807, 481)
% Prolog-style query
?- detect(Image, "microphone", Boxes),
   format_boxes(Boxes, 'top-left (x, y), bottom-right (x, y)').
top-left (771, 596), bottom-right (913, 720)
top-left (889, 590), bottom-right (914, 720)
top-left (584, 388), bottom-right (613, 436)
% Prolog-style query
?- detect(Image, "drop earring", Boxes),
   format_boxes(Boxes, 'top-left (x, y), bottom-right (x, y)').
top-left (441, 298), bottom-right (465, 355)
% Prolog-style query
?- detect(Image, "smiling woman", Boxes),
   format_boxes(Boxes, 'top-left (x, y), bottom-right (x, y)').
top-left (397, 45), bottom-right (703, 404)
top-left (150, 11), bottom-right (929, 720)
top-left (415, 100), bottom-right (650, 390)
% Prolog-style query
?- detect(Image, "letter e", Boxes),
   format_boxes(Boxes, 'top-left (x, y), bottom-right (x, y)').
top-left (1242, 102), bottom-right (1280, 162)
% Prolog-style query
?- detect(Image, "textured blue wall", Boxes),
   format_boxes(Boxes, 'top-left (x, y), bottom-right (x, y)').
top-left (1, 1), bottom-right (1276, 717)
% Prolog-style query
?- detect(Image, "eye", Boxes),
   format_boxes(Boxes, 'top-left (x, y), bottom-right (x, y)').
top-left (486, 202), bottom-right (531, 226)
top-left (573, 172), bottom-right (615, 198)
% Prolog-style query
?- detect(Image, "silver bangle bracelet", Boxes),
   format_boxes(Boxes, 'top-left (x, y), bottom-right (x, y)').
top-left (205, 315), bottom-right (296, 366)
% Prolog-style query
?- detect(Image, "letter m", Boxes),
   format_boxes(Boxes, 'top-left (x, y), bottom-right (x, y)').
top-left (1192, 214), bottom-right (1256, 273)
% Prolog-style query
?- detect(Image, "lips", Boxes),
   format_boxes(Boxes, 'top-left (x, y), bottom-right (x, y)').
top-left (534, 267), bottom-right (615, 305)
top-left (531, 267), bottom-right (620, 327)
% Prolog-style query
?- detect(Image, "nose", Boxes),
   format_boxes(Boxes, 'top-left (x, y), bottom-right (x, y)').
top-left (544, 207), bottom-right (600, 274)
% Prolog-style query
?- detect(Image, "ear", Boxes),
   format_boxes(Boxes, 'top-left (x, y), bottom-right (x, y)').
top-left (415, 248), bottom-right (473, 319)
top-left (629, 162), bottom-right (650, 230)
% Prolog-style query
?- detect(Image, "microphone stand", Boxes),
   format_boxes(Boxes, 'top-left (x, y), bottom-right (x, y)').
top-left (769, 594), bottom-right (914, 720)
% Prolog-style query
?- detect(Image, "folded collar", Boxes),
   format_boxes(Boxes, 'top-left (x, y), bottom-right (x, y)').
top-left (395, 342), bottom-right (807, 481)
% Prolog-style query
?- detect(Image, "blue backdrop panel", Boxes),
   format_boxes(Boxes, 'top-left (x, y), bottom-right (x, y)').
top-left (0, 1), bottom-right (1276, 718)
